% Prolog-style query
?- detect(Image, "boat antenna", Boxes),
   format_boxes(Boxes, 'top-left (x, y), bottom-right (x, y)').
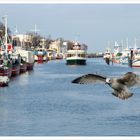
top-left (15, 25), bottom-right (18, 34)
top-left (31, 24), bottom-right (40, 35)
top-left (121, 40), bottom-right (123, 51)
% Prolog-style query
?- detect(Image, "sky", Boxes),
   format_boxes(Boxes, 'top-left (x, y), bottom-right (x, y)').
top-left (0, 3), bottom-right (140, 52)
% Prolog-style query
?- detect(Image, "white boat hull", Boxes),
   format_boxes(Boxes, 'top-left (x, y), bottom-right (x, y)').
top-left (132, 59), bottom-right (140, 67)
top-left (0, 76), bottom-right (9, 87)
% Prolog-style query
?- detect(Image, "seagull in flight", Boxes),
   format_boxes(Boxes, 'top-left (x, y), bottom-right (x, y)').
top-left (72, 72), bottom-right (140, 100)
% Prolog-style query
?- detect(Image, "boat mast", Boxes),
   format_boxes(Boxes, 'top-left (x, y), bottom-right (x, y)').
top-left (134, 38), bottom-right (137, 49)
top-left (107, 41), bottom-right (111, 52)
top-left (121, 40), bottom-right (123, 51)
top-left (2, 15), bottom-right (8, 53)
top-left (126, 38), bottom-right (128, 49)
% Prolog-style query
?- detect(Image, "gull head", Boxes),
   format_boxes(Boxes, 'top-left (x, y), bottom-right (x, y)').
top-left (106, 78), bottom-right (112, 84)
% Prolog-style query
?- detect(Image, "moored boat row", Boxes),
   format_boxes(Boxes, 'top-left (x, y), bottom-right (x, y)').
top-left (0, 51), bottom-right (34, 87)
top-left (0, 16), bottom-right (34, 87)
top-left (103, 39), bottom-right (140, 67)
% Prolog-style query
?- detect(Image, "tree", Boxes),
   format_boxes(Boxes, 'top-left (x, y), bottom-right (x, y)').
top-left (26, 32), bottom-right (41, 47)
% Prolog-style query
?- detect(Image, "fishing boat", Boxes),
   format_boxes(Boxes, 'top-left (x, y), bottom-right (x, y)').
top-left (120, 48), bottom-right (130, 65)
top-left (112, 41), bottom-right (122, 64)
top-left (12, 34), bottom-right (35, 71)
top-left (66, 42), bottom-right (87, 65)
top-left (119, 39), bottom-right (130, 65)
top-left (11, 53), bottom-right (21, 76)
top-left (17, 49), bottom-right (34, 70)
top-left (0, 54), bottom-right (12, 78)
top-left (0, 76), bottom-right (9, 87)
top-left (34, 47), bottom-right (47, 63)
top-left (129, 39), bottom-right (140, 67)
top-left (103, 48), bottom-right (112, 65)
top-left (0, 64), bottom-right (12, 78)
top-left (132, 48), bottom-right (140, 67)
top-left (0, 16), bottom-right (12, 78)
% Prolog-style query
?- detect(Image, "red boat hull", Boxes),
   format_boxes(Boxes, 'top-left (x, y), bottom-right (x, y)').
top-left (27, 63), bottom-right (34, 70)
top-left (20, 63), bottom-right (27, 73)
top-left (12, 65), bottom-right (20, 76)
top-left (0, 67), bottom-right (12, 78)
top-left (37, 55), bottom-right (43, 63)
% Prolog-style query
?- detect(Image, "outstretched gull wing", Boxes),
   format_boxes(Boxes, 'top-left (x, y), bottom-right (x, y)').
top-left (72, 73), bottom-right (107, 84)
top-left (117, 72), bottom-right (140, 87)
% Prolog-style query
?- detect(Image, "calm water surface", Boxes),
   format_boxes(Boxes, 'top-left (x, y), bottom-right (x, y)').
top-left (0, 58), bottom-right (140, 136)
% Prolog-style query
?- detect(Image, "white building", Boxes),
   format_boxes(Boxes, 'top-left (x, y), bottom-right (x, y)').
top-left (12, 34), bottom-right (32, 47)
top-left (49, 39), bottom-right (67, 58)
